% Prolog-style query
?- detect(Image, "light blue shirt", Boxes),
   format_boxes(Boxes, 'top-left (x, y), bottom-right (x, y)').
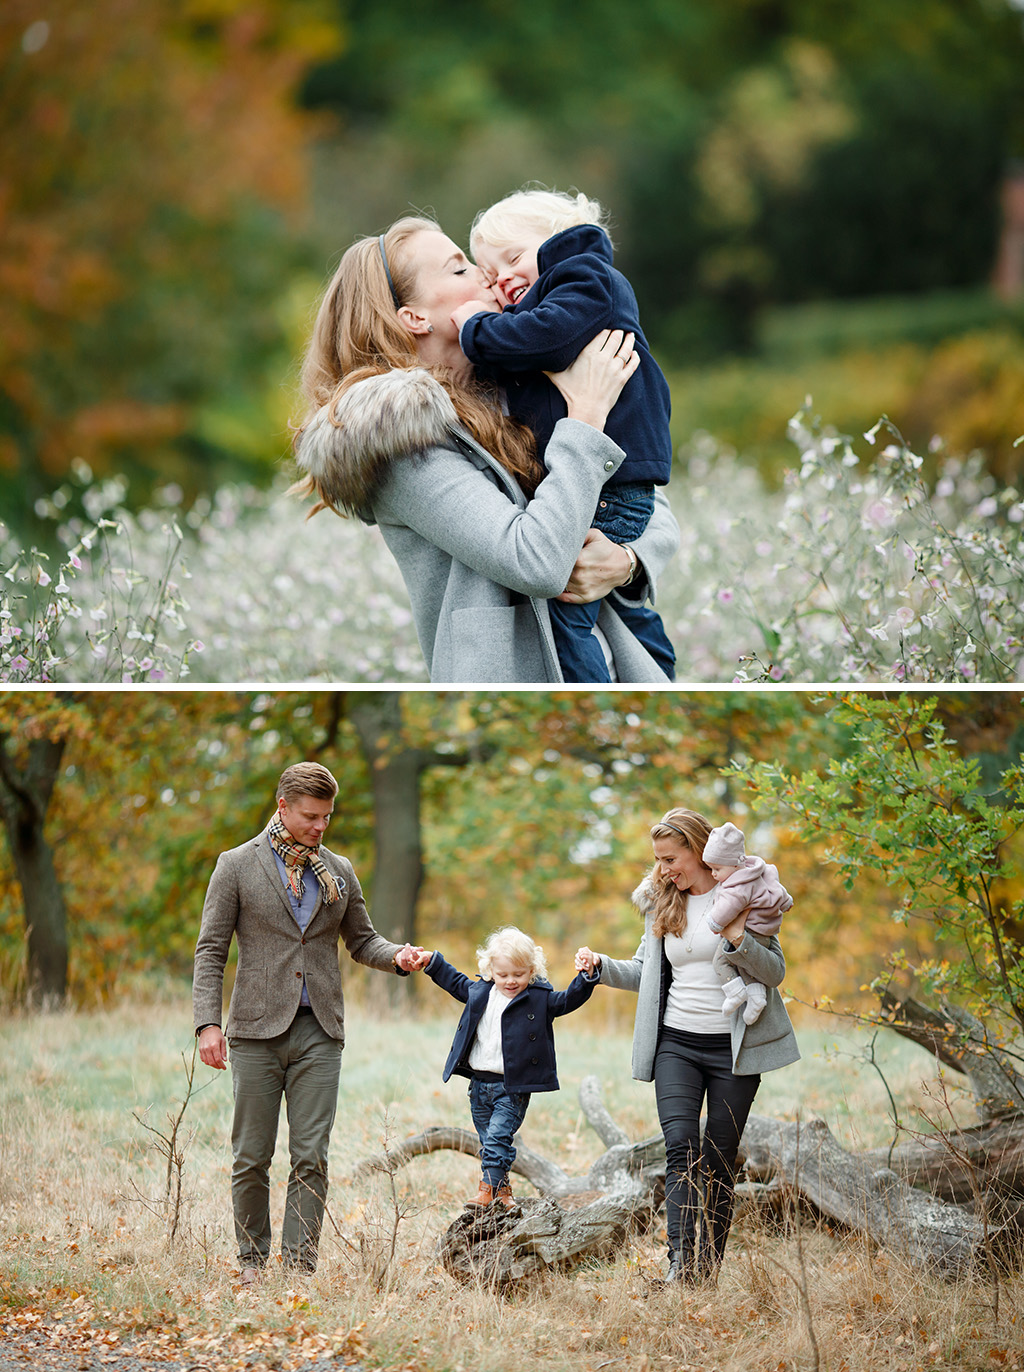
top-left (270, 838), bottom-right (320, 1007)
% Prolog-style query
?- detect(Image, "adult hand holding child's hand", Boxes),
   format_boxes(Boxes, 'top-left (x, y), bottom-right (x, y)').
top-left (574, 946), bottom-right (601, 975)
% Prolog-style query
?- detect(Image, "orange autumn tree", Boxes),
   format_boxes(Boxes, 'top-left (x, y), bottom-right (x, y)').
top-left (0, 0), bottom-right (340, 518)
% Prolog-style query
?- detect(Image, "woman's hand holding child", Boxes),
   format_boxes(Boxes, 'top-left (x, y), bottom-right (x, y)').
top-left (574, 946), bottom-right (601, 975)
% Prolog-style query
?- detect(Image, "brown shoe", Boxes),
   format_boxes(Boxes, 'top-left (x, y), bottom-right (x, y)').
top-left (495, 1181), bottom-right (517, 1209)
top-left (467, 1181), bottom-right (495, 1208)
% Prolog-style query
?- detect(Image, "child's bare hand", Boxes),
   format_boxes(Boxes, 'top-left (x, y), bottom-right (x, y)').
top-left (451, 299), bottom-right (499, 332)
top-left (574, 946), bottom-right (601, 975)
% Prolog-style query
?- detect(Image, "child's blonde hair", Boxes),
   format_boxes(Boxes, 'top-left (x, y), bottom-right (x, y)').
top-left (470, 187), bottom-right (612, 258)
top-left (476, 926), bottom-right (548, 983)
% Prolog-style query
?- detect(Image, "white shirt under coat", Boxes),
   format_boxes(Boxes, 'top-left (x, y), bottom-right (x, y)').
top-left (663, 887), bottom-right (731, 1034)
top-left (468, 982), bottom-right (514, 1074)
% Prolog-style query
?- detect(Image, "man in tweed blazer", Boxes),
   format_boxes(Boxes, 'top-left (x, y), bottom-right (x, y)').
top-left (193, 761), bottom-right (419, 1282)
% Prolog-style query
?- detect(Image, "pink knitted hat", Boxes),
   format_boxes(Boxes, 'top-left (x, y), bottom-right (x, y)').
top-left (703, 821), bottom-right (746, 867)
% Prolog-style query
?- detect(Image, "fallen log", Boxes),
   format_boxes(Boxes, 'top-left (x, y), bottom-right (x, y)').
top-left (739, 1115), bottom-right (1005, 1279)
top-left (351, 1121), bottom-right (666, 1201)
top-left (877, 993), bottom-right (1024, 1121)
top-left (350, 1076), bottom-right (1016, 1282)
top-left (861, 1117), bottom-right (1024, 1205)
top-left (436, 1194), bottom-right (651, 1286)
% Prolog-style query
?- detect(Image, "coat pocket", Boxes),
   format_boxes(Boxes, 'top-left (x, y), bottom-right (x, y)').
top-left (444, 604), bottom-right (549, 683)
top-left (230, 967), bottom-right (267, 1022)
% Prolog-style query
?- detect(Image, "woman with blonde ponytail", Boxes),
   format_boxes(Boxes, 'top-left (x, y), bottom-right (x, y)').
top-left (292, 216), bottom-right (679, 684)
top-left (575, 807), bottom-right (799, 1288)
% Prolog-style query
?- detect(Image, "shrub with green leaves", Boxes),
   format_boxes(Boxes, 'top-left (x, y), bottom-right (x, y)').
top-left (729, 693), bottom-right (1024, 1097)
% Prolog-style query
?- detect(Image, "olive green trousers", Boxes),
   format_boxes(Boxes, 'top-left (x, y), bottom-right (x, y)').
top-left (228, 1010), bottom-right (342, 1271)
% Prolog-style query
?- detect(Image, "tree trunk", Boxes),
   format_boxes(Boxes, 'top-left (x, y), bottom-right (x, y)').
top-left (346, 692), bottom-right (482, 1007)
top-left (435, 1194), bottom-right (650, 1286)
top-left (878, 991), bottom-right (1024, 1120)
top-left (0, 732), bottom-right (69, 1006)
top-left (349, 692), bottom-right (425, 950)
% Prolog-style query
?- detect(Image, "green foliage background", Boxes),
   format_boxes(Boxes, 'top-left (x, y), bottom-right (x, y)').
top-left (4, 0), bottom-right (1024, 532)
top-left (1, 690), bottom-right (1021, 1023)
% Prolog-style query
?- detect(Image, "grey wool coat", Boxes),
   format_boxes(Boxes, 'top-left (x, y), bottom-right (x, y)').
top-left (295, 368), bottom-right (680, 684)
top-left (192, 832), bottom-right (405, 1043)
top-left (598, 900), bottom-right (801, 1081)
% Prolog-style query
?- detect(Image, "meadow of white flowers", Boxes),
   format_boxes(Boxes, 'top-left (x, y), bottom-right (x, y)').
top-left (3, 411), bottom-right (1022, 684)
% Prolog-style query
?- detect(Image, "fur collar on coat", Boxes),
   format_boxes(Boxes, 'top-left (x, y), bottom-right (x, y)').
top-left (295, 369), bottom-right (461, 517)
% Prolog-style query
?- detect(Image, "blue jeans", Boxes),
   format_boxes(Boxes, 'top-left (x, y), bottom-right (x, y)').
top-left (468, 1078), bottom-right (530, 1187)
top-left (548, 481), bottom-right (676, 683)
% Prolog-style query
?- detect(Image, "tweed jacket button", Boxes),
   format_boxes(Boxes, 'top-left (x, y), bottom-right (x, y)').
top-left (295, 971), bottom-right (302, 978)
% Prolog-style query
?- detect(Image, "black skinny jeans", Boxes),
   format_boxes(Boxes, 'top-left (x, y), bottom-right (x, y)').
top-left (654, 1027), bottom-right (761, 1278)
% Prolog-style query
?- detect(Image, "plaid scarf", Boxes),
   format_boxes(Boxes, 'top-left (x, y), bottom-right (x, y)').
top-left (266, 812), bottom-right (340, 905)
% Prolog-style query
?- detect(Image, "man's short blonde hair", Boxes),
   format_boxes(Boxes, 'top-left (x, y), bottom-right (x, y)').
top-left (476, 926), bottom-right (549, 983)
top-left (276, 762), bottom-right (338, 803)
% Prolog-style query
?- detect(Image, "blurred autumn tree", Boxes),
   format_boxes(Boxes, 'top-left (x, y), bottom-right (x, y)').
top-left (301, 0), bottom-right (1024, 360)
top-left (0, 0), bottom-right (342, 527)
top-left (3, 688), bottom-right (1021, 1014)
top-left (9, 688), bottom-right (1017, 1016)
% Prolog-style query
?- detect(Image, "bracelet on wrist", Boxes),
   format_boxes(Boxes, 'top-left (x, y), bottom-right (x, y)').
top-left (621, 544), bottom-right (638, 586)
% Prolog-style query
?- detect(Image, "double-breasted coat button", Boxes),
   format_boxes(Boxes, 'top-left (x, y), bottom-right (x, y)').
top-left (529, 1033), bottom-right (537, 1041)
top-left (527, 1013), bottom-right (535, 1020)
top-left (530, 1057), bottom-right (538, 1065)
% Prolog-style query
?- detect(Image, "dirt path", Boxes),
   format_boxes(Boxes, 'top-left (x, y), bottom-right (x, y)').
top-left (0, 1308), bottom-right (370, 1372)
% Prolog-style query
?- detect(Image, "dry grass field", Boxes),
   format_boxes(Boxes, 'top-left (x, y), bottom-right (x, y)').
top-left (0, 993), bottom-right (1020, 1372)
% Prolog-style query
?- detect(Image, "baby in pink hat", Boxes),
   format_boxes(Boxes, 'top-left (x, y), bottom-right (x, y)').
top-left (702, 821), bottom-right (793, 1025)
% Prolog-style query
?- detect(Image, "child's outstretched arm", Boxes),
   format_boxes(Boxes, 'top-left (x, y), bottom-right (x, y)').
top-left (548, 965), bottom-right (601, 1017)
top-left (422, 950), bottom-right (475, 1004)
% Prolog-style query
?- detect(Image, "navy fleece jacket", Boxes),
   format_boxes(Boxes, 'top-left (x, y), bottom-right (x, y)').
top-left (459, 224), bottom-right (673, 488)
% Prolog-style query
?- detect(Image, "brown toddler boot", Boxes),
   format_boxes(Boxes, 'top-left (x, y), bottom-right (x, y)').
top-left (467, 1180), bottom-right (495, 1208)
top-left (495, 1181), bottom-right (517, 1209)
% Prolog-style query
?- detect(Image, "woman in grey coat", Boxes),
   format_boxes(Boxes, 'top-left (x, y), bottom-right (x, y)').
top-left (575, 807), bottom-right (799, 1287)
top-left (291, 216), bottom-right (679, 684)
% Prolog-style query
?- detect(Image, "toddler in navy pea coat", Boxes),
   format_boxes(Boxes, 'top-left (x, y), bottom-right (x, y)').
top-left (451, 187), bottom-right (676, 685)
top-left (413, 925), bottom-right (598, 1209)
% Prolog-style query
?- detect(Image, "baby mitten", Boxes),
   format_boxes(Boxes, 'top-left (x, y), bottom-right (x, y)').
top-left (721, 976), bottom-right (748, 1015)
top-left (742, 981), bottom-right (767, 1025)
